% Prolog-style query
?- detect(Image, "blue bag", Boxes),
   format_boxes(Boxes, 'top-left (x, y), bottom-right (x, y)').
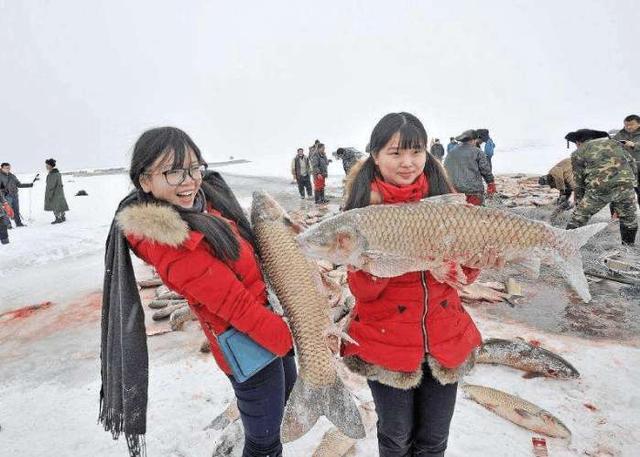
top-left (217, 326), bottom-right (277, 383)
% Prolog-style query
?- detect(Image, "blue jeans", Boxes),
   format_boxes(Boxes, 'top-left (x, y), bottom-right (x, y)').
top-left (368, 361), bottom-right (458, 457)
top-left (228, 354), bottom-right (297, 457)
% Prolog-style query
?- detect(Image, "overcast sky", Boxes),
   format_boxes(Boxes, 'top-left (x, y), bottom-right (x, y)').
top-left (1, 0), bottom-right (638, 174)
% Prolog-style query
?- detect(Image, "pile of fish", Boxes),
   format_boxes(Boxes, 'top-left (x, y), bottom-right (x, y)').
top-left (137, 277), bottom-right (198, 334)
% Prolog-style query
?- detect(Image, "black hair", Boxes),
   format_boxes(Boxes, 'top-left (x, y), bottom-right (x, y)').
top-left (1, 163), bottom-right (9, 167)
top-left (45, 158), bottom-right (56, 167)
top-left (129, 126), bottom-right (254, 262)
top-left (624, 114), bottom-right (640, 123)
top-left (297, 147), bottom-right (304, 152)
top-left (343, 112), bottom-right (454, 210)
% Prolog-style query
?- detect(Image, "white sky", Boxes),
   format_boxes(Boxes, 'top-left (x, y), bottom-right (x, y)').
top-left (1, 0), bottom-right (638, 174)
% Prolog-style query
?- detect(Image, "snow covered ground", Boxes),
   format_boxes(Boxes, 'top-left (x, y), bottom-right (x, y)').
top-left (1, 166), bottom-right (638, 456)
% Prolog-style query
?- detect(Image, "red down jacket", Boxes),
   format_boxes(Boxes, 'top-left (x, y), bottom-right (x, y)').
top-left (342, 178), bottom-right (482, 372)
top-left (125, 206), bottom-right (293, 374)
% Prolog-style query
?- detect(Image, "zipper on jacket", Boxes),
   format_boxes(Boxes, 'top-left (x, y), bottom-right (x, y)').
top-left (420, 272), bottom-right (429, 353)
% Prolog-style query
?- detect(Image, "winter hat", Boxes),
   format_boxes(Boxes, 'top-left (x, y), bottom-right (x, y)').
top-left (564, 129), bottom-right (609, 144)
top-left (45, 158), bottom-right (56, 167)
top-left (476, 129), bottom-right (490, 142)
top-left (455, 129), bottom-right (478, 142)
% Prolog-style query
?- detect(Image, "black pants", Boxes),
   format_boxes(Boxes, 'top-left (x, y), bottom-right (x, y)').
top-left (228, 355), bottom-right (297, 457)
top-left (0, 222), bottom-right (8, 243)
top-left (368, 362), bottom-right (458, 457)
top-left (296, 175), bottom-right (312, 198)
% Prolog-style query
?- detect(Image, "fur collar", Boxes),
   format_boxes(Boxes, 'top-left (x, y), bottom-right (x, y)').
top-left (343, 351), bottom-right (477, 389)
top-left (116, 202), bottom-right (190, 247)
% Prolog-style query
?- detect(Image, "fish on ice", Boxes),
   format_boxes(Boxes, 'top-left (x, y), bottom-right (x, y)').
top-left (250, 191), bottom-right (365, 442)
top-left (296, 194), bottom-right (607, 302)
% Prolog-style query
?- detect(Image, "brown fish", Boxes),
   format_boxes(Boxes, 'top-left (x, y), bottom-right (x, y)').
top-left (251, 191), bottom-right (365, 443)
top-left (462, 384), bottom-right (571, 438)
top-left (296, 194), bottom-right (606, 302)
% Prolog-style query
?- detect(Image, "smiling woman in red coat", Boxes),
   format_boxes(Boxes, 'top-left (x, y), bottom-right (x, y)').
top-left (340, 113), bottom-right (498, 457)
top-left (100, 127), bottom-right (295, 457)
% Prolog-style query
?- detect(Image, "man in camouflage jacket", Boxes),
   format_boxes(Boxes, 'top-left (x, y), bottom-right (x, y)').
top-left (566, 129), bottom-right (638, 245)
top-left (613, 114), bottom-right (640, 201)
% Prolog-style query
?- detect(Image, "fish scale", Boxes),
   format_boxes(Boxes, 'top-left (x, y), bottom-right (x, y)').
top-left (297, 196), bottom-right (607, 302)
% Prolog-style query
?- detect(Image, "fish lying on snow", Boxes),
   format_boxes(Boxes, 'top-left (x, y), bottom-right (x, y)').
top-left (462, 384), bottom-right (571, 439)
top-left (296, 194), bottom-right (607, 302)
top-left (251, 191), bottom-right (365, 442)
top-left (477, 338), bottom-right (579, 379)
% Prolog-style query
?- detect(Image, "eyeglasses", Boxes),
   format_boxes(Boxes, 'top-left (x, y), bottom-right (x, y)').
top-left (147, 164), bottom-right (207, 186)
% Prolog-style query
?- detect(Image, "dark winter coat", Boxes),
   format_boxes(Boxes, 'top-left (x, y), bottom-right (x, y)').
top-left (341, 181), bottom-right (482, 389)
top-left (430, 143), bottom-right (445, 160)
top-left (44, 169), bottom-right (69, 212)
top-left (0, 172), bottom-right (32, 196)
top-left (311, 152), bottom-right (329, 177)
top-left (119, 203), bottom-right (293, 375)
top-left (613, 127), bottom-right (640, 175)
top-left (443, 143), bottom-right (494, 195)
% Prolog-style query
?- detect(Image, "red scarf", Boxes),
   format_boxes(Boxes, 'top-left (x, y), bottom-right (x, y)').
top-left (371, 173), bottom-right (429, 204)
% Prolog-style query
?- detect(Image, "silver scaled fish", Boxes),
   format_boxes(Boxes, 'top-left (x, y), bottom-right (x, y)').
top-left (296, 194), bottom-right (606, 302)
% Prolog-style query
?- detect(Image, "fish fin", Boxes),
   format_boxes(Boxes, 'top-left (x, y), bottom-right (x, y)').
top-left (515, 407), bottom-right (533, 419)
top-left (429, 262), bottom-right (468, 288)
top-left (522, 372), bottom-right (544, 379)
top-left (282, 213), bottom-right (307, 234)
top-left (421, 193), bottom-right (467, 205)
top-left (565, 222), bottom-right (608, 250)
top-left (555, 255), bottom-right (591, 302)
top-left (517, 257), bottom-right (541, 279)
top-left (281, 376), bottom-right (365, 443)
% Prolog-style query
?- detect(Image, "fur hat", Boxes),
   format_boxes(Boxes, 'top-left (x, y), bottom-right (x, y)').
top-left (564, 129), bottom-right (609, 144)
top-left (455, 129), bottom-right (478, 142)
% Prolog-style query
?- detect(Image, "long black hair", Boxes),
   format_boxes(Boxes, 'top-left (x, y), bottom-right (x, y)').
top-left (343, 112), bottom-right (454, 210)
top-left (129, 126), bottom-right (254, 262)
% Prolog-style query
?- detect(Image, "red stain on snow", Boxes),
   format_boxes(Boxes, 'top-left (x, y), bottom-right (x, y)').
top-left (583, 403), bottom-right (598, 412)
top-left (0, 302), bottom-right (53, 323)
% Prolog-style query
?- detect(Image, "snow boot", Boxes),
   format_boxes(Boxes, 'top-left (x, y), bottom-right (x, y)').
top-left (621, 226), bottom-right (637, 245)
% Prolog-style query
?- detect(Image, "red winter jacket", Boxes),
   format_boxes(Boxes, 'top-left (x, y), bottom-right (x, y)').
top-left (120, 203), bottom-right (293, 374)
top-left (342, 178), bottom-right (482, 372)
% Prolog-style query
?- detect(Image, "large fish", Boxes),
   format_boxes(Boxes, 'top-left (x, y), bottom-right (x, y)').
top-left (250, 191), bottom-right (365, 442)
top-left (477, 338), bottom-right (580, 379)
top-left (462, 384), bottom-right (572, 438)
top-left (296, 194), bottom-right (607, 302)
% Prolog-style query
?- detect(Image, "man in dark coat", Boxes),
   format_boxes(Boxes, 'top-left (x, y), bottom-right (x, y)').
top-left (613, 114), bottom-right (640, 201)
top-left (310, 143), bottom-right (329, 204)
top-left (44, 158), bottom-right (69, 224)
top-left (0, 162), bottom-right (34, 227)
top-left (334, 147), bottom-right (363, 174)
top-left (291, 148), bottom-right (313, 199)
top-left (430, 139), bottom-right (445, 161)
top-left (444, 130), bottom-right (495, 205)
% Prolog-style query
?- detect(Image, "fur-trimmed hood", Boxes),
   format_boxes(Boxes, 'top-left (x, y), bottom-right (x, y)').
top-left (116, 203), bottom-right (190, 248)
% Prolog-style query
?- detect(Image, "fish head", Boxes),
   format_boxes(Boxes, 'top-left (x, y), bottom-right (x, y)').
top-left (297, 217), bottom-right (368, 267)
top-left (251, 191), bottom-right (286, 224)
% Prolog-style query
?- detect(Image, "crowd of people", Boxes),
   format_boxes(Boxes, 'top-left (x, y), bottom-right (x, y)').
top-left (0, 158), bottom-right (69, 245)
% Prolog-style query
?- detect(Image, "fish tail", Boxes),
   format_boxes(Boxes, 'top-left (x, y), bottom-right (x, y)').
top-left (565, 222), bottom-right (608, 250)
top-left (553, 222), bottom-right (607, 303)
top-left (281, 376), bottom-right (366, 443)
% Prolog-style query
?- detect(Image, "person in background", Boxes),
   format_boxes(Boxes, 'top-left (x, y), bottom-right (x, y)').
top-left (430, 138), bottom-right (445, 161)
top-left (566, 129), bottom-right (637, 245)
top-left (311, 143), bottom-right (329, 204)
top-left (538, 158), bottom-right (575, 209)
top-left (0, 162), bottom-right (35, 227)
top-left (341, 112), bottom-right (499, 457)
top-left (613, 114), bottom-right (640, 201)
top-left (100, 127), bottom-right (295, 457)
top-left (44, 158), bottom-right (69, 224)
top-left (0, 189), bottom-right (12, 244)
top-left (291, 147), bottom-right (313, 199)
top-left (335, 147), bottom-right (363, 175)
top-left (444, 129), bottom-right (496, 205)
top-left (446, 137), bottom-right (457, 153)
top-left (308, 139), bottom-right (321, 171)
top-left (483, 132), bottom-right (495, 169)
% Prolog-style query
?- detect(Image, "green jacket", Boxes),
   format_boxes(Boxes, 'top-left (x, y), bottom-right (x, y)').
top-left (571, 138), bottom-right (636, 202)
top-left (613, 127), bottom-right (640, 165)
top-left (44, 169), bottom-right (69, 212)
